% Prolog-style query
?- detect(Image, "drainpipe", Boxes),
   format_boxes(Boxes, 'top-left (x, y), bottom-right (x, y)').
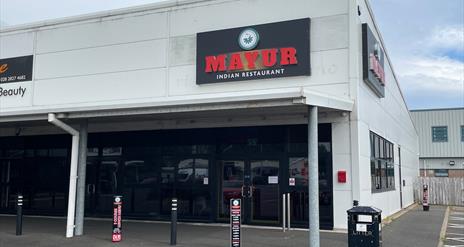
top-left (48, 113), bottom-right (79, 238)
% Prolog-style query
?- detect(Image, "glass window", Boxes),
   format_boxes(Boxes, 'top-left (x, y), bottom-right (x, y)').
top-left (370, 131), bottom-right (395, 192)
top-left (124, 160), bottom-right (158, 185)
top-left (435, 169), bottom-right (448, 177)
top-left (289, 158), bottom-right (308, 186)
top-left (102, 147), bottom-right (122, 156)
top-left (194, 159), bottom-right (209, 185)
top-left (87, 148), bottom-right (99, 157)
top-left (432, 126), bottom-right (448, 142)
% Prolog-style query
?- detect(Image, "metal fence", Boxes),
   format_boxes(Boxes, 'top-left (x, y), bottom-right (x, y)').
top-left (414, 177), bottom-right (464, 206)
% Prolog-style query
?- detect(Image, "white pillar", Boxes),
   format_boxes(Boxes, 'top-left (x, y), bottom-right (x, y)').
top-left (308, 106), bottom-right (320, 247)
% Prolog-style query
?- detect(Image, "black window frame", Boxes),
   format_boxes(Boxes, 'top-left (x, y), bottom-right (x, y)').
top-left (370, 131), bottom-right (395, 193)
top-left (432, 126), bottom-right (448, 142)
top-left (434, 169), bottom-right (449, 177)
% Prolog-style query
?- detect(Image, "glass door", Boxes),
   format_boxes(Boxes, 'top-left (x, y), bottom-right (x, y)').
top-left (218, 160), bottom-right (244, 220)
top-left (217, 159), bottom-right (280, 225)
top-left (250, 160), bottom-right (280, 224)
top-left (86, 157), bottom-right (121, 216)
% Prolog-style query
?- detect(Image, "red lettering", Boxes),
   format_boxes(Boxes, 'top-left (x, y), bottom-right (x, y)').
top-left (369, 54), bottom-right (385, 85)
top-left (205, 55), bottom-right (226, 72)
top-left (244, 51), bottom-right (259, 69)
top-left (228, 53), bottom-right (244, 71)
top-left (280, 47), bottom-right (298, 65)
top-left (261, 49), bottom-right (277, 67)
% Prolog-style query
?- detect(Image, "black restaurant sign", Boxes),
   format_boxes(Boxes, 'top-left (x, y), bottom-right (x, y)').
top-left (362, 24), bottom-right (386, 98)
top-left (0, 55), bottom-right (33, 84)
top-left (196, 18), bottom-right (311, 84)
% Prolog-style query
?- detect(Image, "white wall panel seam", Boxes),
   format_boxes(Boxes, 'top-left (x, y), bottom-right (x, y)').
top-left (35, 37), bottom-right (168, 56)
top-left (33, 67), bottom-right (166, 82)
top-left (32, 31), bottom-right (38, 107)
top-left (166, 10), bottom-right (171, 97)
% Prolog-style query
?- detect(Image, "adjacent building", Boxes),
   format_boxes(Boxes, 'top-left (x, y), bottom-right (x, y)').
top-left (0, 0), bottom-right (419, 234)
top-left (411, 108), bottom-right (464, 177)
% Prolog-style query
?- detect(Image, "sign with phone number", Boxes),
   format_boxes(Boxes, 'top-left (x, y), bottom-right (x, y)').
top-left (0, 55), bottom-right (33, 84)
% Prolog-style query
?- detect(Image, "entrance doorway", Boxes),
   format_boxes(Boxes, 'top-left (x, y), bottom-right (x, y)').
top-left (217, 159), bottom-right (280, 225)
top-left (85, 157), bottom-right (121, 216)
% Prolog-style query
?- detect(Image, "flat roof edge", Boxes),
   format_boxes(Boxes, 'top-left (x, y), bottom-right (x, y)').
top-left (410, 107), bottom-right (464, 112)
top-left (0, 0), bottom-right (216, 34)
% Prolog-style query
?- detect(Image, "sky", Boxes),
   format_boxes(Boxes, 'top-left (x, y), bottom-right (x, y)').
top-left (0, 0), bottom-right (463, 110)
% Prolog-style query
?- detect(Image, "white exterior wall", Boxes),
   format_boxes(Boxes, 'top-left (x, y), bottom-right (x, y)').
top-left (353, 0), bottom-right (419, 218)
top-left (0, 0), bottom-right (351, 116)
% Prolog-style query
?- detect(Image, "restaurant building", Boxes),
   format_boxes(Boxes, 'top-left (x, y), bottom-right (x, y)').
top-left (0, 0), bottom-right (419, 234)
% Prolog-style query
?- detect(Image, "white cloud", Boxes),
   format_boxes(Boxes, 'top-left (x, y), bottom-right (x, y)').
top-left (399, 56), bottom-right (464, 84)
top-left (425, 25), bottom-right (464, 51)
top-left (396, 55), bottom-right (464, 108)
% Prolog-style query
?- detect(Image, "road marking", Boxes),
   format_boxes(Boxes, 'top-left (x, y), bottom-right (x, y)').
top-left (446, 237), bottom-right (464, 243)
top-left (444, 208), bottom-right (464, 247)
top-left (449, 224), bottom-right (464, 229)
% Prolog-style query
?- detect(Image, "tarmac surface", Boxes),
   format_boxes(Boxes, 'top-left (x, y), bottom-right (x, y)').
top-left (0, 205), bottom-right (447, 247)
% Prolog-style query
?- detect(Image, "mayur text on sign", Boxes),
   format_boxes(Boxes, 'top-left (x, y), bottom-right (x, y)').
top-left (196, 18), bottom-right (311, 84)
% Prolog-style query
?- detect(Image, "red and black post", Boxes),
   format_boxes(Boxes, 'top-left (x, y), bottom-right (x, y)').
top-left (112, 195), bottom-right (123, 242)
top-left (422, 185), bottom-right (429, 211)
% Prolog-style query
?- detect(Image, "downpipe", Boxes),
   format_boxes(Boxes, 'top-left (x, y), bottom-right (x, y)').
top-left (48, 113), bottom-right (79, 238)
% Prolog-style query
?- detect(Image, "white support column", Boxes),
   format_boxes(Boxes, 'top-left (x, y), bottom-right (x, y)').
top-left (308, 106), bottom-right (320, 247)
top-left (48, 113), bottom-right (79, 238)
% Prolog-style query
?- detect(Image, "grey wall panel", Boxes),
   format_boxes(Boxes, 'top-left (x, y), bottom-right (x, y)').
top-left (35, 39), bottom-right (167, 80)
top-left (411, 109), bottom-right (464, 157)
top-left (0, 32), bottom-right (34, 59)
top-left (36, 12), bottom-right (168, 54)
top-left (33, 68), bottom-right (167, 106)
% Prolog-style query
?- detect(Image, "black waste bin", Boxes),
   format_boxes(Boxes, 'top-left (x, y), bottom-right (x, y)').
top-left (347, 206), bottom-right (382, 247)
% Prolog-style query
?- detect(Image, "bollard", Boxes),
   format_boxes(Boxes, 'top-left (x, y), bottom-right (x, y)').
top-left (170, 198), bottom-right (178, 246)
top-left (422, 185), bottom-right (429, 211)
top-left (287, 193), bottom-right (291, 231)
top-left (16, 194), bottom-right (23, 236)
top-left (112, 196), bottom-right (123, 242)
top-left (282, 194), bottom-right (286, 232)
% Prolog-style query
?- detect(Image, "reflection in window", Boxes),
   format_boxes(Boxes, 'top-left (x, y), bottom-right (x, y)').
top-left (177, 159), bottom-right (194, 184)
top-left (370, 131), bottom-right (394, 192)
top-left (124, 160), bottom-right (158, 185)
top-left (289, 158), bottom-right (308, 186)
top-left (102, 147), bottom-right (122, 156)
top-left (194, 159), bottom-right (209, 184)
top-left (87, 148), bottom-right (99, 157)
